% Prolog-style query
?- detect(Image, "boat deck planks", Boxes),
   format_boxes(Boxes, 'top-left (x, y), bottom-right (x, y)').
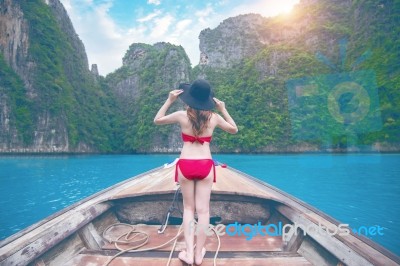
top-left (65, 254), bottom-right (313, 266)
top-left (65, 225), bottom-right (296, 266)
top-left (101, 225), bottom-right (283, 252)
top-left (111, 167), bottom-right (177, 199)
top-left (109, 165), bottom-right (400, 266)
top-left (68, 224), bottom-right (309, 265)
top-left (2, 163), bottom-right (399, 266)
top-left (111, 165), bottom-right (280, 200)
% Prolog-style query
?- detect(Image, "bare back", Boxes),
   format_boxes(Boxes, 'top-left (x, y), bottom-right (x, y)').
top-left (179, 111), bottom-right (219, 159)
top-left (154, 94), bottom-right (237, 158)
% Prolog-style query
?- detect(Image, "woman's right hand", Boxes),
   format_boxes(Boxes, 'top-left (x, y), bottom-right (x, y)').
top-left (213, 97), bottom-right (226, 112)
top-left (168, 89), bottom-right (183, 103)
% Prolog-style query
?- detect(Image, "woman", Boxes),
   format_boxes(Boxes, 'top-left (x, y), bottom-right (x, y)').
top-left (154, 79), bottom-right (238, 265)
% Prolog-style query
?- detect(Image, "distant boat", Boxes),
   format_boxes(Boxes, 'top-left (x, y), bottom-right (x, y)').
top-left (0, 161), bottom-right (399, 266)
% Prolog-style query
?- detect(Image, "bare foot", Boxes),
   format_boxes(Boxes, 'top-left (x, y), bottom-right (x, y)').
top-left (194, 247), bottom-right (206, 265)
top-left (178, 249), bottom-right (194, 265)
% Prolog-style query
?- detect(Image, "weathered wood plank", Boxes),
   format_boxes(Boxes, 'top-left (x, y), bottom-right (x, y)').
top-left (297, 236), bottom-right (340, 266)
top-left (91, 210), bottom-right (121, 239)
top-left (283, 227), bottom-right (305, 252)
top-left (110, 164), bottom-right (280, 200)
top-left (109, 165), bottom-right (400, 265)
top-left (0, 203), bottom-right (111, 266)
top-left (78, 222), bottom-right (105, 250)
top-left (0, 167), bottom-right (164, 250)
top-left (29, 233), bottom-right (85, 266)
top-left (111, 167), bottom-right (177, 199)
top-left (64, 253), bottom-right (313, 266)
top-left (276, 204), bottom-right (375, 266)
top-left (219, 168), bottom-right (400, 266)
top-left (1, 163), bottom-right (398, 266)
top-left (101, 225), bottom-right (283, 252)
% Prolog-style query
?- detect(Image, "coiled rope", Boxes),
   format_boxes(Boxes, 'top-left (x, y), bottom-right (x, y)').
top-left (102, 220), bottom-right (220, 266)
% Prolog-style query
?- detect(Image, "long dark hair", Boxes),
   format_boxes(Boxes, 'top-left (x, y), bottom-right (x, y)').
top-left (187, 107), bottom-right (212, 136)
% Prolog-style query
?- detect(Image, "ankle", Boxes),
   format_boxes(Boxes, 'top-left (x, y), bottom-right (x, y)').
top-left (179, 250), bottom-right (194, 264)
top-left (195, 250), bottom-right (202, 256)
top-left (194, 248), bottom-right (206, 265)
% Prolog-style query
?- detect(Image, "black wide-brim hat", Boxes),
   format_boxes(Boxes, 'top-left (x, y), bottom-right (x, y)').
top-left (178, 79), bottom-right (215, 110)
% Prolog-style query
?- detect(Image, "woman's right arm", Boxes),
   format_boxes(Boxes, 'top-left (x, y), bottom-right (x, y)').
top-left (213, 97), bottom-right (238, 134)
top-left (154, 89), bottom-right (183, 125)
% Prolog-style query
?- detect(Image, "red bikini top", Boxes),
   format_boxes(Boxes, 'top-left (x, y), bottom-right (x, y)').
top-left (182, 133), bottom-right (212, 144)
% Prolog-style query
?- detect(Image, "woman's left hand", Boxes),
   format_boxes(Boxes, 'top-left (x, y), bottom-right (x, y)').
top-left (168, 89), bottom-right (183, 103)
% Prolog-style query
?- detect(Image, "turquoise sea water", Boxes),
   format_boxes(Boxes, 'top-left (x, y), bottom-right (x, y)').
top-left (0, 154), bottom-right (399, 256)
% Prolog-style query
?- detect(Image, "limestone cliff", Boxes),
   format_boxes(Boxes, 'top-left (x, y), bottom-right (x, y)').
top-left (110, 43), bottom-right (189, 103)
top-left (0, 0), bottom-right (109, 153)
top-left (106, 42), bottom-right (191, 152)
top-left (195, 0), bottom-right (399, 152)
top-left (198, 0), bottom-right (353, 69)
top-left (0, 0), bottom-right (398, 153)
top-left (0, 0), bottom-right (31, 91)
top-left (199, 14), bottom-right (267, 68)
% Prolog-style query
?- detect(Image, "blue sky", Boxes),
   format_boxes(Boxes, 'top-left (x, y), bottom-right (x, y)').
top-left (60, 0), bottom-right (300, 75)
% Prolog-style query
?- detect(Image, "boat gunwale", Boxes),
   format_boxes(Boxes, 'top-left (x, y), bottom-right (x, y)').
top-left (1, 163), bottom-right (399, 265)
top-left (0, 165), bottom-right (164, 249)
top-left (105, 165), bottom-right (400, 264)
top-left (227, 167), bottom-right (400, 264)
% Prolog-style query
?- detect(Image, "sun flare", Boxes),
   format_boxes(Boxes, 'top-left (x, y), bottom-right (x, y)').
top-left (264, 0), bottom-right (300, 16)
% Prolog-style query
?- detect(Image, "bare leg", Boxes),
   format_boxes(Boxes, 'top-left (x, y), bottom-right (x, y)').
top-left (194, 170), bottom-right (213, 265)
top-left (178, 169), bottom-right (195, 264)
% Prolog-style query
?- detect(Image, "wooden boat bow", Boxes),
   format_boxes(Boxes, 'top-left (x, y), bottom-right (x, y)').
top-left (0, 164), bottom-right (399, 266)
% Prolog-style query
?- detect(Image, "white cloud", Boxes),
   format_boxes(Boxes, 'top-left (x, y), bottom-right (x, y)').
top-left (150, 14), bottom-right (174, 39)
top-left (194, 4), bottom-right (215, 25)
top-left (148, 0), bottom-right (161, 6)
top-left (195, 4), bottom-right (213, 18)
top-left (175, 19), bottom-right (192, 32)
top-left (165, 19), bottom-right (193, 49)
top-left (61, 0), bottom-right (201, 74)
top-left (127, 25), bottom-right (148, 36)
top-left (137, 9), bottom-right (161, 22)
top-left (59, 0), bottom-right (300, 75)
top-left (60, 0), bottom-right (133, 75)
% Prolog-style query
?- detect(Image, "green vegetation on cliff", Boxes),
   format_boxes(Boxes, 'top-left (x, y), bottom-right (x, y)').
top-left (0, 54), bottom-right (34, 144)
top-left (0, 0), bottom-right (398, 152)
top-left (191, 0), bottom-right (400, 151)
top-left (106, 42), bottom-right (191, 152)
top-left (17, 0), bottom-right (123, 151)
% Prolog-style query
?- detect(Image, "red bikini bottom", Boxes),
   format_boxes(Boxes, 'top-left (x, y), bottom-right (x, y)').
top-left (175, 159), bottom-right (216, 183)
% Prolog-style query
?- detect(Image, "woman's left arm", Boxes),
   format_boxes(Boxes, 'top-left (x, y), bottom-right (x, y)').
top-left (154, 89), bottom-right (183, 125)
